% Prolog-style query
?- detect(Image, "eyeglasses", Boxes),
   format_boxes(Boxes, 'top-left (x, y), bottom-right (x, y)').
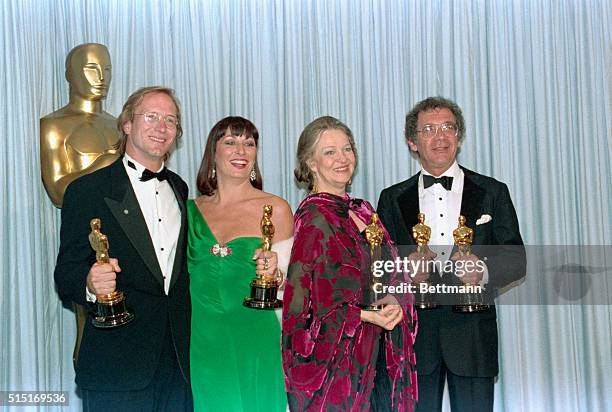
top-left (135, 112), bottom-right (179, 129)
top-left (416, 123), bottom-right (458, 138)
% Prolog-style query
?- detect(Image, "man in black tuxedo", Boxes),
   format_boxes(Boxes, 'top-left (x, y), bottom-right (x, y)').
top-left (377, 97), bottom-right (526, 412)
top-left (55, 86), bottom-right (192, 411)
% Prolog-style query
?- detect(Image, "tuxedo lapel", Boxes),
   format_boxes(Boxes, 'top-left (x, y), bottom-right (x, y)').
top-left (104, 161), bottom-right (165, 288)
top-left (397, 174), bottom-right (420, 245)
top-left (166, 172), bottom-right (187, 290)
top-left (460, 168), bottom-right (487, 244)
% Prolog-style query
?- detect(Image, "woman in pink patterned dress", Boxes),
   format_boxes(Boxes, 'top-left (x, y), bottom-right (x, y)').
top-left (282, 116), bottom-right (417, 411)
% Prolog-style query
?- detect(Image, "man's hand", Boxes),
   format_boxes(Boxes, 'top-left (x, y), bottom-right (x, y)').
top-left (450, 252), bottom-right (484, 285)
top-left (86, 258), bottom-right (121, 296)
top-left (408, 248), bottom-right (437, 284)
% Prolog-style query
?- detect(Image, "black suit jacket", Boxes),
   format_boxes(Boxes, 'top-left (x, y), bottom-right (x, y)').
top-left (378, 167), bottom-right (526, 377)
top-left (54, 158), bottom-right (191, 391)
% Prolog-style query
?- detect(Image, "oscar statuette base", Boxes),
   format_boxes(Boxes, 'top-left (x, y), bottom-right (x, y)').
top-left (414, 281), bottom-right (439, 310)
top-left (415, 301), bottom-right (440, 310)
top-left (243, 278), bottom-right (282, 310)
top-left (92, 291), bottom-right (135, 328)
top-left (452, 287), bottom-right (489, 313)
top-left (358, 303), bottom-right (385, 311)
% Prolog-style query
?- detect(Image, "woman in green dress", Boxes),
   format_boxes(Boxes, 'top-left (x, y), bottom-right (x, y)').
top-left (188, 116), bottom-right (294, 411)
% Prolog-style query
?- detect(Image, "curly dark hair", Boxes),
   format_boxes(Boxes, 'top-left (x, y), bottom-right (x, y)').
top-left (404, 96), bottom-right (465, 143)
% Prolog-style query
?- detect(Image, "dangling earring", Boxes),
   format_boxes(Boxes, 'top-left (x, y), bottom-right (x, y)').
top-left (250, 167), bottom-right (256, 182)
top-left (211, 167), bottom-right (216, 179)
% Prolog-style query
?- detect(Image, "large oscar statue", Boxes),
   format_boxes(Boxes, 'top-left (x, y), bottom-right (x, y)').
top-left (359, 213), bottom-right (385, 311)
top-left (452, 215), bottom-right (489, 313)
top-left (88, 218), bottom-right (134, 327)
top-left (40, 43), bottom-right (120, 366)
top-left (243, 205), bottom-right (283, 309)
top-left (40, 43), bottom-right (120, 208)
top-left (412, 213), bottom-right (439, 309)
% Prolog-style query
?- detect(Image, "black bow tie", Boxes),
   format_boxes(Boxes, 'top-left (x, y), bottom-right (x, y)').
top-left (127, 160), bottom-right (169, 182)
top-left (423, 175), bottom-right (453, 190)
top-left (140, 167), bottom-right (168, 182)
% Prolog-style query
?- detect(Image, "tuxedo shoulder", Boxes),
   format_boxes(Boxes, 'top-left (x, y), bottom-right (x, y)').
top-left (461, 167), bottom-right (507, 189)
top-left (167, 169), bottom-right (188, 192)
top-left (65, 162), bottom-right (115, 193)
top-left (379, 173), bottom-right (419, 197)
top-left (167, 168), bottom-right (186, 181)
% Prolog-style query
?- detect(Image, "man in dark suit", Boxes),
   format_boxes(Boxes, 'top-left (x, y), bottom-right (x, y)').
top-left (378, 97), bottom-right (526, 412)
top-left (55, 86), bottom-right (192, 411)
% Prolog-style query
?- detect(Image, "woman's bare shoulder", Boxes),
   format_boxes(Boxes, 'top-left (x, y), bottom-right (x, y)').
top-left (251, 191), bottom-right (291, 212)
top-left (254, 192), bottom-right (294, 238)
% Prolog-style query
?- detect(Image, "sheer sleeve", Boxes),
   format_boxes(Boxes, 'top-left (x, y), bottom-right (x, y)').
top-left (272, 236), bottom-right (294, 277)
top-left (272, 236), bottom-right (294, 323)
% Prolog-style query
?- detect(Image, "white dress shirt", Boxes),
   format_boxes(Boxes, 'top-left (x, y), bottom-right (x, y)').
top-left (87, 155), bottom-right (181, 301)
top-left (123, 154), bottom-right (181, 294)
top-left (418, 161), bottom-right (488, 285)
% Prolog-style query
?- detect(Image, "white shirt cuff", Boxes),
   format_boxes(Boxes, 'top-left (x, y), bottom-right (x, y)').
top-left (479, 260), bottom-right (489, 289)
top-left (86, 287), bottom-right (97, 303)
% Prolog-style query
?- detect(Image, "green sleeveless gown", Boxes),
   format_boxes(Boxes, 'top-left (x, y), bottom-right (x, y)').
top-left (187, 200), bottom-right (287, 411)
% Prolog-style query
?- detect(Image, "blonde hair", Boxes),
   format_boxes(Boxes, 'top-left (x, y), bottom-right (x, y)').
top-left (294, 116), bottom-right (358, 190)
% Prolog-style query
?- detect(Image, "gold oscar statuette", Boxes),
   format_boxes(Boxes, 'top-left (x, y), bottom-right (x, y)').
top-left (243, 205), bottom-right (283, 309)
top-left (412, 213), bottom-right (439, 309)
top-left (41, 43), bottom-right (121, 366)
top-left (452, 215), bottom-right (489, 313)
top-left (88, 218), bottom-right (135, 327)
top-left (359, 213), bottom-right (386, 311)
top-left (40, 43), bottom-right (120, 209)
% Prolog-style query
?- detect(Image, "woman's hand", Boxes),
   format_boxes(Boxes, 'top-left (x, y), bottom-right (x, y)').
top-left (253, 248), bottom-right (280, 281)
top-left (360, 295), bottom-right (404, 330)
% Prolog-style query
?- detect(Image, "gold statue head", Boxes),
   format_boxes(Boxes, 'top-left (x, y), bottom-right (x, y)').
top-left (66, 43), bottom-right (111, 101)
top-left (260, 204), bottom-right (275, 252)
top-left (453, 215), bottom-right (474, 253)
top-left (412, 212), bottom-right (431, 250)
top-left (90, 218), bottom-right (101, 231)
top-left (263, 204), bottom-right (273, 217)
top-left (365, 213), bottom-right (384, 248)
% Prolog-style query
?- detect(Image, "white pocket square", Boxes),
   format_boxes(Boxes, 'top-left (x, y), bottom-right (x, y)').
top-left (476, 214), bottom-right (492, 225)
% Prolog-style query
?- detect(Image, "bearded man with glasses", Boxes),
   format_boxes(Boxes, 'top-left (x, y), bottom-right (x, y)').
top-left (55, 86), bottom-right (192, 411)
top-left (377, 96), bottom-right (526, 412)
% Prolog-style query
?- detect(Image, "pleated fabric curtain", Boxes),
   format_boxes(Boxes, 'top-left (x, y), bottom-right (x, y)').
top-left (0, 1), bottom-right (610, 410)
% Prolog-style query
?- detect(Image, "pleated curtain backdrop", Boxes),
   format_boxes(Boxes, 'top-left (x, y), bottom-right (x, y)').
top-left (0, 1), bottom-right (610, 411)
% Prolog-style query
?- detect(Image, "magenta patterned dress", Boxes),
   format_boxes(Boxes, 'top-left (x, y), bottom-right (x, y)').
top-left (282, 193), bottom-right (417, 411)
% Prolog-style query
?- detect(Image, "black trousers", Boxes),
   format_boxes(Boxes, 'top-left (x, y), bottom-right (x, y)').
top-left (81, 329), bottom-right (192, 412)
top-left (370, 333), bottom-right (393, 412)
top-left (416, 362), bottom-right (494, 412)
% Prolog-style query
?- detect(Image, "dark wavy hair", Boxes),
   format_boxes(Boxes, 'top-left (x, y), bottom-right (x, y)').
top-left (196, 116), bottom-right (263, 196)
top-left (404, 96), bottom-right (466, 143)
top-left (294, 116), bottom-right (358, 191)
